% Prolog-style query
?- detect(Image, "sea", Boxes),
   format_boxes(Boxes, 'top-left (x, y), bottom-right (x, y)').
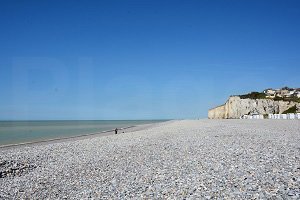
top-left (0, 120), bottom-right (167, 146)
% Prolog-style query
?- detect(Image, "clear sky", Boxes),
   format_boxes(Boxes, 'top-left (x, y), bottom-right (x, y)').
top-left (0, 0), bottom-right (300, 120)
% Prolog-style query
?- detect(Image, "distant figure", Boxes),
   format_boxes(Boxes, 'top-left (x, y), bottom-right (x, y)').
top-left (115, 128), bottom-right (118, 134)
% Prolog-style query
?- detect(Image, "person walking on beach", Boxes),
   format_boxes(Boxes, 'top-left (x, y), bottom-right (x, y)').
top-left (115, 128), bottom-right (118, 134)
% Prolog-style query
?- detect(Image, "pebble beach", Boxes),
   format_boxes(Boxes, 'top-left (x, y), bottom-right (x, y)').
top-left (0, 120), bottom-right (299, 199)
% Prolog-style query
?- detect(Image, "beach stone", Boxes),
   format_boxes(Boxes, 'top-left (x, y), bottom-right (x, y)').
top-left (0, 120), bottom-right (300, 199)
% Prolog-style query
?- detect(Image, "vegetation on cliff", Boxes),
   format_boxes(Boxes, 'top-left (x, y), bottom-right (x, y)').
top-left (282, 105), bottom-right (297, 114)
top-left (273, 96), bottom-right (300, 103)
top-left (239, 92), bottom-right (267, 99)
top-left (239, 92), bottom-right (300, 103)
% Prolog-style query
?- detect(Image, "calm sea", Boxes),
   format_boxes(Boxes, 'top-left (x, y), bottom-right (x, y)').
top-left (0, 120), bottom-right (167, 146)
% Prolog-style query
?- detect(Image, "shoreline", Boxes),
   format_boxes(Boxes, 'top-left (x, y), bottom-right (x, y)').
top-left (0, 121), bottom-right (169, 149)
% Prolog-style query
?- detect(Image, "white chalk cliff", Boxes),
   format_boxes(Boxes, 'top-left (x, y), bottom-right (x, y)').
top-left (208, 96), bottom-right (300, 119)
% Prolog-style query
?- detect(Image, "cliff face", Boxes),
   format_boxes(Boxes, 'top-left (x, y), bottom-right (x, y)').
top-left (208, 96), bottom-right (300, 119)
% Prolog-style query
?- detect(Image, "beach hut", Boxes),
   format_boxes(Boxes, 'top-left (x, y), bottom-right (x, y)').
top-left (288, 113), bottom-right (295, 120)
top-left (241, 115), bottom-right (247, 119)
top-left (251, 113), bottom-right (261, 119)
top-left (296, 113), bottom-right (300, 119)
top-left (281, 114), bottom-right (287, 119)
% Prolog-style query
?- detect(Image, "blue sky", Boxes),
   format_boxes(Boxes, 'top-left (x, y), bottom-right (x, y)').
top-left (0, 0), bottom-right (300, 120)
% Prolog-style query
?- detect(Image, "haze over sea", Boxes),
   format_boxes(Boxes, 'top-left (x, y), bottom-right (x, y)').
top-left (0, 120), bottom-right (166, 146)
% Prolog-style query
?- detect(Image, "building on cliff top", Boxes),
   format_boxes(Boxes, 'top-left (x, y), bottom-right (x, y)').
top-left (263, 87), bottom-right (300, 99)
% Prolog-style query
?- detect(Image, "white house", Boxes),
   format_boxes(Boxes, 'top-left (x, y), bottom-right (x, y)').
top-left (264, 89), bottom-right (276, 98)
